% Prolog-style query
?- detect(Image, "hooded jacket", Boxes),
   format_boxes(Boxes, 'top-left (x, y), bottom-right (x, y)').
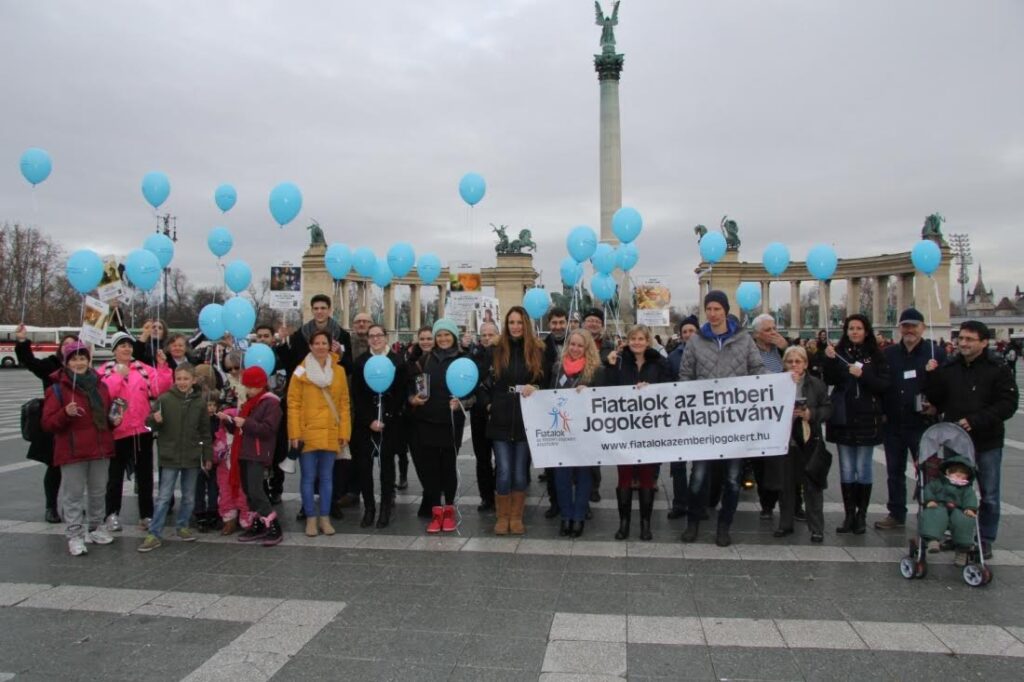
top-left (41, 369), bottom-right (116, 467)
top-left (677, 319), bottom-right (766, 381)
top-left (149, 386), bottom-right (213, 468)
top-left (287, 354), bottom-right (352, 452)
top-left (823, 343), bottom-right (890, 446)
top-left (484, 337), bottom-right (547, 442)
top-left (921, 454), bottom-right (979, 511)
top-left (99, 359), bottom-right (173, 440)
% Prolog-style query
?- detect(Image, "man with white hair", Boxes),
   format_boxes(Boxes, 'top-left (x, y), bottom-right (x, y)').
top-left (750, 313), bottom-right (791, 520)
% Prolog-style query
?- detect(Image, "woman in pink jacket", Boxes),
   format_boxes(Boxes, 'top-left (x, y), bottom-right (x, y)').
top-left (100, 332), bottom-right (172, 532)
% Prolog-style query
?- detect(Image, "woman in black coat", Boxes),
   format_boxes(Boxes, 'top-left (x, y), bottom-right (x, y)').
top-left (605, 324), bottom-right (674, 541)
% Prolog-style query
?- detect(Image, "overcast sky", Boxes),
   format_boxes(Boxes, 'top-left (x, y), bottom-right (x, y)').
top-left (2, 0), bottom-right (1021, 314)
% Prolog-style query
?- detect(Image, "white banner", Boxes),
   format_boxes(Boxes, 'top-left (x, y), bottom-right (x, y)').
top-left (522, 373), bottom-right (796, 468)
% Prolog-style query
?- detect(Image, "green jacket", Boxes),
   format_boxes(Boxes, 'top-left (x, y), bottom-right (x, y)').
top-left (921, 455), bottom-right (978, 511)
top-left (149, 387), bottom-right (212, 468)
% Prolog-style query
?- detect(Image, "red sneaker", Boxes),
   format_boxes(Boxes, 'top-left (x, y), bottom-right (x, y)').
top-left (426, 506), bottom-right (443, 534)
top-left (441, 505), bottom-right (457, 532)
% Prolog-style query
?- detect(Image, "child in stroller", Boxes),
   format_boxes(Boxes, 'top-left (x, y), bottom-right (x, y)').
top-left (920, 455), bottom-right (978, 567)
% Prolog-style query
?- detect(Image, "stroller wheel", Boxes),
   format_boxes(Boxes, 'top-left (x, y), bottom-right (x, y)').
top-left (963, 564), bottom-right (986, 587)
top-left (899, 557), bottom-right (916, 579)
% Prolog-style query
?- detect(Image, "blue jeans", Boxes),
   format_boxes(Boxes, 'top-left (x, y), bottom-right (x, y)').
top-left (688, 459), bottom-right (743, 526)
top-left (149, 467), bottom-right (199, 539)
top-left (882, 428), bottom-right (922, 522)
top-left (493, 440), bottom-right (530, 494)
top-left (300, 450), bottom-right (335, 516)
top-left (975, 448), bottom-right (1003, 542)
top-left (554, 467), bottom-right (592, 522)
top-left (838, 444), bottom-right (874, 484)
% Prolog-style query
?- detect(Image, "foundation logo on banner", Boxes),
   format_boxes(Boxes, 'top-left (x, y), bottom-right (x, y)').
top-left (534, 396), bottom-right (575, 445)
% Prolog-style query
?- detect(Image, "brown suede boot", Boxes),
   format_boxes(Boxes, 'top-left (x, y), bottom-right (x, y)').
top-left (220, 518), bottom-right (238, 536)
top-left (509, 491), bottom-right (526, 535)
top-left (305, 517), bottom-right (319, 537)
top-left (318, 516), bottom-right (336, 536)
top-left (494, 494), bottom-right (511, 535)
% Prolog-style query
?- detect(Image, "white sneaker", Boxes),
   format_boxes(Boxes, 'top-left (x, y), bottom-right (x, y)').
top-left (105, 513), bottom-right (122, 532)
top-left (68, 537), bottom-right (88, 556)
top-left (86, 528), bottom-right (114, 545)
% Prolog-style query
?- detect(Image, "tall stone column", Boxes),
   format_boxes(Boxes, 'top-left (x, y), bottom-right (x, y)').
top-left (761, 281), bottom-right (771, 315)
top-left (595, 45), bottom-right (626, 321)
top-left (872, 276), bottom-right (888, 327)
top-left (790, 281), bottom-right (801, 333)
top-left (818, 281), bottom-right (831, 330)
top-left (338, 280), bottom-right (349, 325)
top-left (847, 277), bottom-right (861, 318)
top-left (383, 285), bottom-right (396, 331)
top-left (410, 284), bottom-right (421, 332)
top-left (437, 285), bottom-right (446, 318)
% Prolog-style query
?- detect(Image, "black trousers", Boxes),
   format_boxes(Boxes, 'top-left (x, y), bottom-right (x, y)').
top-left (471, 410), bottom-right (494, 503)
top-left (351, 429), bottom-right (396, 506)
top-left (264, 413), bottom-right (289, 499)
top-left (194, 466), bottom-right (219, 516)
top-left (106, 432), bottom-right (154, 519)
top-left (44, 465), bottom-right (62, 510)
top-left (418, 444), bottom-right (458, 507)
top-left (753, 458), bottom-right (780, 512)
top-left (240, 460), bottom-right (273, 517)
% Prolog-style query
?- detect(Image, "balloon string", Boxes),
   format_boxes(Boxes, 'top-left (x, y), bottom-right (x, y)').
top-left (22, 186), bottom-right (42, 323)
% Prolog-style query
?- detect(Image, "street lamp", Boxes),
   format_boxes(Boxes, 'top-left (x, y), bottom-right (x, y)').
top-left (156, 214), bottom-right (178, 314)
top-left (949, 233), bottom-right (971, 314)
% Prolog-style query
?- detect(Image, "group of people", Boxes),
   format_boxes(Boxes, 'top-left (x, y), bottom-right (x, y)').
top-left (17, 285), bottom-right (1018, 562)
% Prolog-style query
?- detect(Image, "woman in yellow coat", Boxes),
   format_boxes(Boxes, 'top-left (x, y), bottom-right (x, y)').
top-left (288, 329), bottom-right (351, 537)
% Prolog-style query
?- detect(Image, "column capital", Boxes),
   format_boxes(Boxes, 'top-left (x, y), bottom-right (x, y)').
top-left (594, 52), bottom-right (625, 81)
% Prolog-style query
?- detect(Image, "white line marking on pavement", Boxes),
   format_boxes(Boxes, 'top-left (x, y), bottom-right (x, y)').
top-left (0, 460), bottom-right (40, 475)
top-left (1005, 438), bottom-right (1024, 451)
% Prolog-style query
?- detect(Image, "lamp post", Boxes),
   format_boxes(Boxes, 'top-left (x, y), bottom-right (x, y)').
top-left (156, 214), bottom-right (178, 313)
top-left (949, 233), bottom-right (971, 314)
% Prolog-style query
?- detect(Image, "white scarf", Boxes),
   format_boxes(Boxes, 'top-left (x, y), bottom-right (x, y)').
top-left (303, 354), bottom-right (334, 388)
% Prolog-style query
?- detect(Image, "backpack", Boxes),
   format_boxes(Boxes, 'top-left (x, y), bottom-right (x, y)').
top-left (21, 383), bottom-right (62, 442)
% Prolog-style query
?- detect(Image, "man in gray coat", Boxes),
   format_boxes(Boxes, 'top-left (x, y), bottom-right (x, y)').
top-left (678, 290), bottom-right (766, 547)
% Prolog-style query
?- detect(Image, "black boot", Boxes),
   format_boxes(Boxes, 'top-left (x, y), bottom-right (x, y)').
top-left (681, 520), bottom-right (700, 543)
top-left (715, 524), bottom-right (732, 547)
top-left (835, 483), bottom-right (857, 534)
top-left (638, 489), bottom-right (655, 541)
top-left (571, 521), bottom-right (584, 538)
top-left (44, 507), bottom-right (61, 524)
top-left (376, 498), bottom-right (392, 529)
top-left (544, 502), bottom-right (560, 519)
top-left (560, 520), bottom-right (571, 536)
top-left (614, 488), bottom-right (633, 540)
top-left (238, 516), bottom-right (267, 543)
top-left (853, 484), bottom-right (871, 535)
top-left (261, 517), bottom-right (283, 546)
top-left (360, 503), bottom-right (376, 528)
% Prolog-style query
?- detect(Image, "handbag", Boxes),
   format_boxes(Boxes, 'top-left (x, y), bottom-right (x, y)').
top-left (803, 438), bottom-right (833, 490)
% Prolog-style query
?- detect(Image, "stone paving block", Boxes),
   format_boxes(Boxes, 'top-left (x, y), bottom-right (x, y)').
top-left (851, 620), bottom-right (950, 653)
top-left (463, 537), bottom-right (521, 553)
top-left (69, 587), bottom-right (162, 614)
top-left (625, 542), bottom-right (683, 559)
top-left (0, 582), bottom-right (51, 606)
top-left (181, 649), bottom-right (291, 682)
top-left (709, 646), bottom-right (802, 681)
top-left (518, 539), bottom-right (574, 556)
top-left (538, 674), bottom-right (626, 681)
top-left (0, 673), bottom-right (14, 681)
top-left (196, 595), bottom-right (284, 622)
top-left (4, 522), bottom-right (60, 535)
top-left (225, 622), bottom-right (325, 656)
top-left (260, 599), bottom-right (345, 627)
top-left (735, 544), bottom-right (798, 561)
top-left (680, 543), bottom-right (741, 561)
top-left (550, 612), bottom-right (626, 642)
top-left (569, 541), bottom-right (626, 558)
top-left (700, 617), bottom-right (785, 648)
top-left (18, 584), bottom-right (98, 610)
top-left (775, 618), bottom-right (865, 649)
top-left (356, 534), bottom-right (415, 550)
top-left (457, 634), bottom-right (549, 671)
top-left (789, 545), bottom-right (854, 562)
top-left (408, 535), bottom-right (468, 552)
top-left (925, 623), bottom-right (1024, 657)
top-left (319, 533), bottom-right (371, 548)
top-left (541, 640), bottom-right (627, 676)
top-left (627, 642), bottom-right (716, 680)
top-left (844, 546), bottom-right (905, 563)
top-left (627, 615), bottom-right (704, 645)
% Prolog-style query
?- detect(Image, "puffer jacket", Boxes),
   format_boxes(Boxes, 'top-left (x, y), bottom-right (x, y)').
top-left (485, 338), bottom-right (547, 442)
top-left (40, 369), bottom-right (116, 466)
top-left (678, 319), bottom-right (766, 381)
top-left (921, 455), bottom-right (979, 511)
top-left (150, 387), bottom-right (213, 468)
top-left (287, 355), bottom-right (352, 452)
top-left (823, 343), bottom-right (889, 446)
top-left (99, 360), bottom-right (172, 439)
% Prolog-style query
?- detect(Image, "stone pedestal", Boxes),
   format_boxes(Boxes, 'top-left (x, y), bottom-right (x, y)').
top-left (696, 251), bottom-right (742, 324)
top-left (301, 245), bottom-right (331, 321)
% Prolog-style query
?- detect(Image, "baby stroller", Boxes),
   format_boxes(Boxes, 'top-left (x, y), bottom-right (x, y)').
top-left (899, 422), bottom-right (993, 587)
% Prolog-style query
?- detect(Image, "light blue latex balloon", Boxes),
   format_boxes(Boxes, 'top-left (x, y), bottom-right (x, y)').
top-left (20, 148), bottom-right (52, 186)
top-left (560, 256), bottom-right (583, 287)
top-left (566, 225), bottom-right (598, 263)
top-left (446, 356), bottom-right (479, 399)
top-left (611, 206), bottom-right (642, 244)
top-left (214, 184), bottom-right (237, 213)
top-left (244, 343), bottom-right (276, 375)
top-left (417, 253), bottom-right (442, 285)
top-left (268, 182), bottom-right (302, 226)
top-left (591, 243), bottom-right (617, 275)
top-left (458, 172), bottom-right (486, 206)
top-left (372, 258), bottom-right (393, 288)
top-left (65, 249), bottom-right (103, 294)
top-left (124, 248), bottom-right (161, 291)
top-left (353, 247), bottom-right (377, 277)
top-left (198, 303), bottom-right (226, 341)
top-left (143, 233), bottom-right (175, 269)
top-left (911, 240), bottom-right (941, 275)
top-left (364, 354), bottom-right (396, 393)
top-left (591, 272), bottom-right (617, 302)
top-left (736, 282), bottom-right (762, 312)
top-left (207, 227), bottom-right (233, 258)
top-left (325, 243), bottom-right (353, 280)
top-left (224, 260), bottom-right (252, 293)
top-left (699, 232), bottom-right (727, 264)
top-left (806, 244), bottom-right (838, 281)
top-left (223, 296), bottom-right (256, 339)
top-left (762, 242), bottom-right (790, 277)
top-left (616, 243), bottom-right (639, 272)
top-left (387, 242), bottom-right (416, 278)
top-left (523, 288), bottom-right (551, 320)
top-left (141, 171), bottom-right (170, 209)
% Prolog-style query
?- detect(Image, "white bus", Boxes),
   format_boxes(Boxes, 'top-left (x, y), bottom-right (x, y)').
top-left (0, 325), bottom-right (91, 368)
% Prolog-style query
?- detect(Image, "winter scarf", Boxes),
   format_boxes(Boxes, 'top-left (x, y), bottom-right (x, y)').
top-left (229, 388), bottom-right (268, 489)
top-left (70, 368), bottom-right (108, 430)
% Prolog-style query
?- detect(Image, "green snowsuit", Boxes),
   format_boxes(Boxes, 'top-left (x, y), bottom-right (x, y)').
top-left (918, 455), bottom-right (979, 547)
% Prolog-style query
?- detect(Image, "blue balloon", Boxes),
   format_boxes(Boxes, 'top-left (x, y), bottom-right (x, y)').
top-left (616, 243), bottom-right (639, 272)
top-left (372, 258), bottom-right (393, 288)
top-left (591, 243), bottom-right (617, 275)
top-left (269, 182), bottom-right (302, 226)
top-left (806, 244), bottom-right (838, 281)
top-left (20, 148), bottom-right (52, 186)
top-left (207, 227), bottom-right (233, 258)
top-left (445, 357), bottom-right (479, 399)
top-left (224, 260), bottom-right (252, 293)
top-left (223, 296), bottom-right (256, 339)
top-left (65, 249), bottom-right (103, 294)
top-left (560, 256), bottom-right (583, 287)
top-left (612, 206), bottom-right (643, 244)
top-left (141, 171), bottom-right (170, 209)
top-left (214, 184), bottom-right (237, 213)
top-left (911, 240), bottom-right (941, 275)
top-left (198, 303), bottom-right (226, 341)
top-left (124, 248), bottom-right (161, 291)
top-left (417, 253), bottom-right (442, 285)
top-left (325, 243), bottom-right (353, 280)
top-left (143, 233), bottom-right (175, 269)
top-left (699, 232), bottom-right (727, 264)
top-left (244, 343), bottom-right (276, 375)
top-left (458, 172), bottom-right (486, 206)
top-left (736, 282), bottom-right (762, 312)
top-left (353, 247), bottom-right (377, 277)
top-left (364, 355), bottom-right (396, 394)
top-left (523, 288), bottom-right (551, 320)
top-left (567, 225), bottom-right (598, 263)
top-left (387, 242), bottom-right (416, 278)
top-left (762, 242), bottom-right (790, 277)
top-left (591, 272), bottom-right (617, 302)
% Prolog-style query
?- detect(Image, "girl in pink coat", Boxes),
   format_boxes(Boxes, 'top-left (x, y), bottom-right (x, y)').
top-left (212, 404), bottom-right (251, 533)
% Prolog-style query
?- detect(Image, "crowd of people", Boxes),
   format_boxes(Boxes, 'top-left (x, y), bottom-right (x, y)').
top-left (15, 288), bottom-right (1019, 564)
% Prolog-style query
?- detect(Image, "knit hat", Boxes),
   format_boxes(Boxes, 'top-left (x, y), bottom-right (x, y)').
top-left (898, 307), bottom-right (925, 324)
top-left (583, 307), bottom-right (604, 323)
top-left (432, 318), bottom-right (459, 340)
top-left (241, 366), bottom-right (267, 388)
top-left (679, 315), bottom-right (699, 331)
top-left (62, 341), bottom-right (90, 362)
top-left (110, 331), bottom-right (135, 349)
top-left (703, 290), bottom-right (730, 313)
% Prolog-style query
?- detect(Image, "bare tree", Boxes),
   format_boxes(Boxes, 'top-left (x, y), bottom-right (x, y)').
top-left (0, 223), bottom-right (79, 325)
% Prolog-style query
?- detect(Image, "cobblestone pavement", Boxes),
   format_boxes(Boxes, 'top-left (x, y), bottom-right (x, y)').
top-left (1, 368), bottom-right (1023, 680)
